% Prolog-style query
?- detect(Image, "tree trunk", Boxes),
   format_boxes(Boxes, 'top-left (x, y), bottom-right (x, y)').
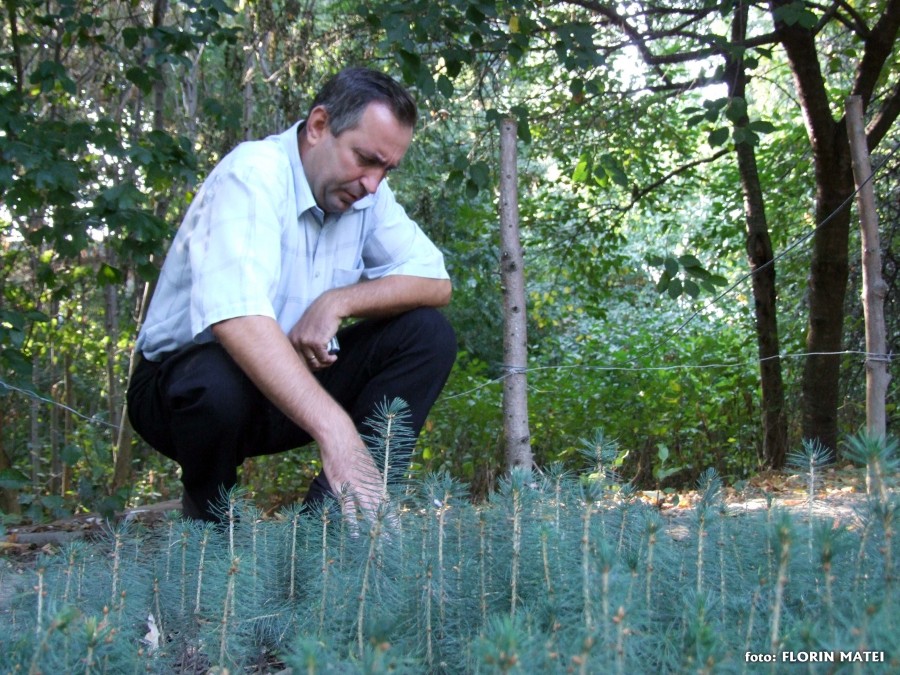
top-left (30, 351), bottom-right (41, 488)
top-left (727, 3), bottom-right (788, 467)
top-left (773, 3), bottom-right (853, 452)
top-left (498, 118), bottom-right (532, 471)
top-left (63, 349), bottom-right (73, 495)
top-left (112, 0), bottom-right (169, 492)
top-left (846, 95), bottom-right (891, 437)
top-left (0, 406), bottom-right (21, 514)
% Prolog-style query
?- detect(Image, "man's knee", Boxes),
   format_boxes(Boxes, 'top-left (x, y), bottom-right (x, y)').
top-left (400, 307), bottom-right (457, 365)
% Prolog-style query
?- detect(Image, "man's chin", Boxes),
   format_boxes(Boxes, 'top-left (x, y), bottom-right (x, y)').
top-left (323, 200), bottom-right (351, 215)
top-left (323, 193), bottom-right (357, 214)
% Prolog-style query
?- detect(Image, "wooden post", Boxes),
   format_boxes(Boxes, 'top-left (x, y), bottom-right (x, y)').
top-left (845, 96), bottom-right (891, 440)
top-left (498, 118), bottom-right (532, 471)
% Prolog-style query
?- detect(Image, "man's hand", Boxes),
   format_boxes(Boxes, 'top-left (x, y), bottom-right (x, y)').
top-left (288, 275), bottom-right (451, 371)
top-left (212, 315), bottom-right (383, 519)
top-left (318, 420), bottom-right (385, 519)
top-left (288, 292), bottom-right (343, 370)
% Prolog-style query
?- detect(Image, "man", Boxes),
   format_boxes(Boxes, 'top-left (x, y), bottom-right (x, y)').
top-left (126, 68), bottom-right (456, 522)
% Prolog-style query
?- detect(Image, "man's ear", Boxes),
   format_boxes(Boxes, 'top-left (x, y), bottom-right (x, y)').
top-left (304, 105), bottom-right (330, 145)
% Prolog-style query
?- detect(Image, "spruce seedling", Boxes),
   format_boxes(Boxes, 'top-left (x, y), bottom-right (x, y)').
top-left (356, 504), bottom-right (387, 658)
top-left (577, 429), bottom-right (623, 488)
top-left (539, 524), bottom-right (554, 602)
top-left (812, 519), bottom-right (849, 641)
top-left (289, 507), bottom-right (301, 601)
top-left (787, 438), bottom-right (833, 564)
top-left (34, 563), bottom-right (46, 635)
top-left (768, 512), bottom-right (793, 656)
top-left (873, 497), bottom-right (897, 591)
top-left (218, 554), bottom-right (239, 668)
top-left (580, 481), bottom-right (600, 632)
top-left (508, 468), bottom-right (528, 616)
top-left (194, 523), bottom-right (213, 616)
top-left (362, 398), bottom-right (417, 500)
top-left (60, 540), bottom-right (86, 605)
top-left (317, 501), bottom-right (331, 639)
top-left (179, 523), bottom-right (190, 616)
top-left (643, 511), bottom-right (662, 616)
top-left (844, 431), bottom-right (898, 504)
top-left (695, 468), bottom-right (722, 597)
top-left (27, 605), bottom-right (79, 675)
top-left (479, 508), bottom-right (489, 627)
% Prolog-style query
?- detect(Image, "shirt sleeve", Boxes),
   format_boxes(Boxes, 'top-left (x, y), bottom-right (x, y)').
top-left (189, 143), bottom-right (289, 338)
top-left (360, 182), bottom-right (449, 281)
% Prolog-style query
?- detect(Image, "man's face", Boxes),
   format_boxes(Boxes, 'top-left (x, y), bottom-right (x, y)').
top-left (301, 102), bottom-right (414, 214)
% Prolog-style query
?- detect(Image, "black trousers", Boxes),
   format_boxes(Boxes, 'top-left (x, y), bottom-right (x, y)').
top-left (126, 308), bottom-right (456, 521)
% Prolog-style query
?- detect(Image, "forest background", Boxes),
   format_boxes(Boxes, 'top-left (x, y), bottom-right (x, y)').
top-left (0, 0), bottom-right (897, 523)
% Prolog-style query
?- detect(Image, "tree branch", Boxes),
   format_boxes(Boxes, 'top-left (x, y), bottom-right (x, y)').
top-left (867, 79), bottom-right (900, 150)
top-left (6, 0), bottom-right (23, 96)
top-left (628, 148), bottom-right (730, 209)
top-left (771, 0), bottom-right (835, 151)
top-left (851, 0), bottom-right (900, 105)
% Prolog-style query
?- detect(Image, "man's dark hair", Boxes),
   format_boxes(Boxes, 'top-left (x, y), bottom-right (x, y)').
top-left (308, 67), bottom-right (417, 136)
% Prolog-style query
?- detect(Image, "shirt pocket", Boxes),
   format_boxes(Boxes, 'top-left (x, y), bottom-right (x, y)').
top-left (331, 267), bottom-right (364, 288)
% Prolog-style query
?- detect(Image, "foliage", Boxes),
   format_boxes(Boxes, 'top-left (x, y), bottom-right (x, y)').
top-left (1, 0), bottom-right (898, 523)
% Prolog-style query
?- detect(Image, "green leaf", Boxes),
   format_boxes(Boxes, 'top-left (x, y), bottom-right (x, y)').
top-left (749, 120), bottom-right (777, 134)
top-left (469, 161), bottom-right (490, 188)
top-left (708, 127), bottom-right (730, 147)
top-left (683, 279), bottom-right (700, 298)
top-left (733, 127), bottom-right (759, 147)
top-left (96, 263), bottom-right (124, 285)
top-left (0, 468), bottom-right (29, 490)
top-left (657, 443), bottom-right (669, 463)
top-left (122, 26), bottom-right (143, 49)
top-left (655, 271), bottom-right (671, 293)
top-left (436, 74), bottom-right (454, 98)
top-left (61, 445), bottom-right (83, 466)
top-left (125, 66), bottom-right (158, 94)
top-left (667, 278), bottom-right (683, 299)
top-left (599, 153), bottom-right (628, 188)
top-left (725, 97), bottom-right (747, 123)
top-left (678, 254), bottom-right (702, 268)
top-left (663, 257), bottom-right (679, 277)
top-left (572, 154), bottom-right (591, 183)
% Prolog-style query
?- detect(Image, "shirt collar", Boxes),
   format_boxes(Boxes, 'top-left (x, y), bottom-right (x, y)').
top-left (275, 120), bottom-right (322, 222)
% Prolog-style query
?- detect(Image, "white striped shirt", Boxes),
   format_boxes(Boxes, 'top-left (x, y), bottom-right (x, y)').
top-left (137, 121), bottom-right (448, 361)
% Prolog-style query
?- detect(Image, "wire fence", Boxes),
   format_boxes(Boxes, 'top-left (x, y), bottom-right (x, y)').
top-left (1, 145), bottom-right (897, 428)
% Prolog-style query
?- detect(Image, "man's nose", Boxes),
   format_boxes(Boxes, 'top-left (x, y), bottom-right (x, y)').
top-left (360, 169), bottom-right (384, 195)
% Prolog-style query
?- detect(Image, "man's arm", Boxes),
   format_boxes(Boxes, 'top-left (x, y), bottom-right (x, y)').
top-left (289, 275), bottom-right (451, 366)
top-left (211, 315), bottom-right (383, 513)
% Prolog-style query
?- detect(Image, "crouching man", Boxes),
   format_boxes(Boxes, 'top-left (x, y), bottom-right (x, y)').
top-left (127, 67), bottom-right (456, 522)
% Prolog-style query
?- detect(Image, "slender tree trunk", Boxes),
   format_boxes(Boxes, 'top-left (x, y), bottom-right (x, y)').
top-left (0, 407), bottom-right (21, 514)
top-left (498, 118), bottom-right (532, 471)
top-left (30, 351), bottom-right (40, 488)
top-left (727, 4), bottom-right (788, 467)
top-left (112, 0), bottom-right (169, 492)
top-left (49, 364), bottom-right (61, 494)
top-left (846, 96), bottom-right (891, 437)
top-left (151, 0), bottom-right (168, 131)
top-left (63, 349), bottom-right (73, 495)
